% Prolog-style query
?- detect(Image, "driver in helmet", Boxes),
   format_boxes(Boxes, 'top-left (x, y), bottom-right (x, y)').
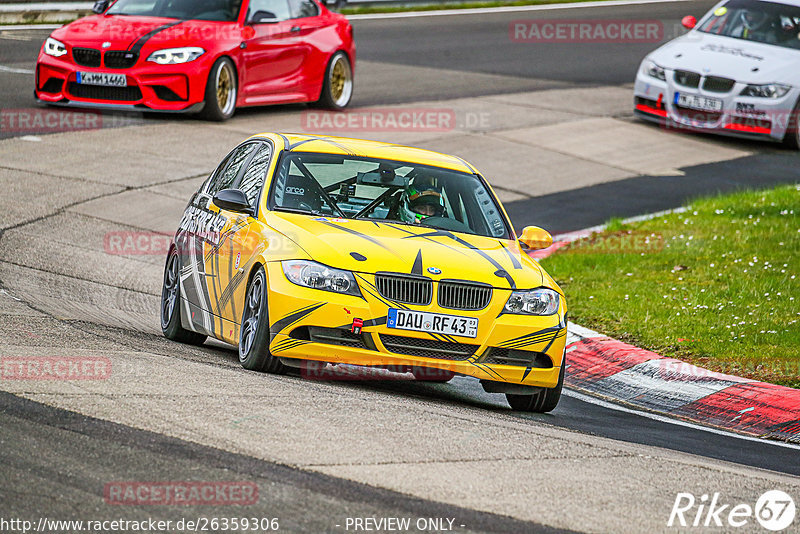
top-left (734, 9), bottom-right (775, 41)
top-left (398, 180), bottom-right (445, 224)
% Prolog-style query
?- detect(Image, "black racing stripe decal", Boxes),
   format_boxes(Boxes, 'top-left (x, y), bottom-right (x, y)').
top-left (317, 220), bottom-right (402, 258)
top-left (411, 250), bottom-right (424, 275)
top-left (128, 21), bottom-right (183, 54)
top-left (269, 303), bottom-right (325, 336)
top-left (497, 327), bottom-right (565, 348)
top-left (288, 136), bottom-right (357, 156)
top-left (271, 339), bottom-right (309, 353)
top-left (500, 241), bottom-right (522, 270)
top-left (408, 230), bottom-right (517, 289)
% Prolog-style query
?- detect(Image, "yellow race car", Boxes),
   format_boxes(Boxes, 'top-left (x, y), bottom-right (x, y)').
top-left (161, 133), bottom-right (567, 412)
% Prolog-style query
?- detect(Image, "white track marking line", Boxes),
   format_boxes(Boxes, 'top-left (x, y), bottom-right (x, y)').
top-left (564, 388), bottom-right (800, 450)
top-left (0, 64), bottom-right (34, 74)
top-left (348, 0), bottom-right (693, 20)
top-left (0, 24), bottom-right (62, 30)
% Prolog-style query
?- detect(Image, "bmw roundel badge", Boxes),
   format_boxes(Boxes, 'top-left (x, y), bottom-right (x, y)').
top-left (427, 267), bottom-right (442, 275)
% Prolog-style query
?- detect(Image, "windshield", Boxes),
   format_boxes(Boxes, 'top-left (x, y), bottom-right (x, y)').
top-left (269, 153), bottom-right (512, 239)
top-left (697, 0), bottom-right (800, 50)
top-left (107, 0), bottom-right (242, 21)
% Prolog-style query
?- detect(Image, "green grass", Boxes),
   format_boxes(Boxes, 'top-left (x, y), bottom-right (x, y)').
top-left (541, 184), bottom-right (800, 388)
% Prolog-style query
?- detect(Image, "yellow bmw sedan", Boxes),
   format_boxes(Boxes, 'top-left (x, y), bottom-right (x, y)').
top-left (161, 133), bottom-right (567, 412)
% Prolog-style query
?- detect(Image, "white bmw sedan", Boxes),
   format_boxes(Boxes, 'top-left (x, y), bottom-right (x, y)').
top-left (634, 0), bottom-right (800, 148)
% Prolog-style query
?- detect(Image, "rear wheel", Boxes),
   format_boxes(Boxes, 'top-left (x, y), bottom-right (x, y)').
top-left (506, 359), bottom-right (565, 413)
top-left (239, 267), bottom-right (287, 374)
top-left (315, 51), bottom-right (353, 110)
top-left (161, 249), bottom-right (207, 345)
top-left (201, 57), bottom-right (237, 121)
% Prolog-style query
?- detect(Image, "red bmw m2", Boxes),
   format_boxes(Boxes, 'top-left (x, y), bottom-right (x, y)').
top-left (35, 0), bottom-right (355, 120)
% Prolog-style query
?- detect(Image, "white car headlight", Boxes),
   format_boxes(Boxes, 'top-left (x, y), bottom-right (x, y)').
top-left (44, 37), bottom-right (67, 58)
top-left (643, 60), bottom-right (666, 81)
top-left (282, 260), bottom-right (361, 297)
top-left (740, 83), bottom-right (791, 99)
top-left (147, 47), bottom-right (205, 65)
top-left (504, 288), bottom-right (560, 316)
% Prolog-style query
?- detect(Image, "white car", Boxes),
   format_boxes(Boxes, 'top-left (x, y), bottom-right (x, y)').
top-left (634, 0), bottom-right (800, 148)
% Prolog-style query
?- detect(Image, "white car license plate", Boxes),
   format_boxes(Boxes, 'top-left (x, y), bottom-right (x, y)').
top-left (675, 93), bottom-right (723, 112)
top-left (77, 72), bottom-right (127, 87)
top-left (387, 308), bottom-right (478, 338)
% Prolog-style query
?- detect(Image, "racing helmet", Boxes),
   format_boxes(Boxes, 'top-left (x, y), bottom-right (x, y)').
top-left (740, 9), bottom-right (770, 31)
top-left (399, 181), bottom-right (445, 223)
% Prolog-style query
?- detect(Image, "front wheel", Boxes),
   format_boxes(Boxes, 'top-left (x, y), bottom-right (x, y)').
top-left (201, 57), bottom-right (237, 121)
top-left (161, 249), bottom-right (207, 345)
top-left (315, 51), bottom-right (353, 110)
top-left (506, 360), bottom-right (565, 413)
top-left (239, 267), bottom-right (287, 374)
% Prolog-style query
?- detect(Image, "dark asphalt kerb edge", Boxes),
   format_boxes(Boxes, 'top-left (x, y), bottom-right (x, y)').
top-left (0, 391), bottom-right (574, 534)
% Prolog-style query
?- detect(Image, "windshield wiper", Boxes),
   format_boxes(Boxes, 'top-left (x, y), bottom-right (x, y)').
top-left (274, 206), bottom-right (325, 217)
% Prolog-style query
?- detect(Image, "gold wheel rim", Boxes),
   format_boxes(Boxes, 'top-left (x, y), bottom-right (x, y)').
top-left (216, 64), bottom-right (232, 110)
top-left (330, 59), bottom-right (346, 101)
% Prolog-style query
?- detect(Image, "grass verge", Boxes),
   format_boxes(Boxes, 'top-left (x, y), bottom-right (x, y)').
top-left (541, 184), bottom-right (800, 388)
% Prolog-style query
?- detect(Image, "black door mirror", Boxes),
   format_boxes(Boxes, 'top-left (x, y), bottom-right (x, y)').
top-left (213, 189), bottom-right (254, 215)
top-left (247, 10), bottom-right (280, 24)
top-left (92, 0), bottom-right (110, 14)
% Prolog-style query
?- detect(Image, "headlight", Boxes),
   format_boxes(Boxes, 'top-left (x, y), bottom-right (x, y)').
top-left (740, 83), bottom-right (791, 99)
top-left (643, 60), bottom-right (666, 81)
top-left (282, 260), bottom-right (361, 297)
top-left (44, 37), bottom-right (67, 58)
top-left (146, 47), bottom-right (205, 65)
top-left (504, 288), bottom-right (560, 316)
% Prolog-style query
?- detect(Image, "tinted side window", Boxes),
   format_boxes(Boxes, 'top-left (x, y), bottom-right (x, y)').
top-left (237, 144), bottom-right (272, 207)
top-left (248, 0), bottom-right (291, 21)
top-left (289, 0), bottom-right (318, 19)
top-left (207, 143), bottom-right (258, 196)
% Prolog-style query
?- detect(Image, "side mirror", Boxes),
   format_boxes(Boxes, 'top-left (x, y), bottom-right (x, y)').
top-left (92, 0), bottom-right (110, 14)
top-left (518, 226), bottom-right (553, 251)
top-left (213, 189), bottom-right (254, 215)
top-left (247, 10), bottom-right (280, 24)
top-left (681, 15), bottom-right (697, 30)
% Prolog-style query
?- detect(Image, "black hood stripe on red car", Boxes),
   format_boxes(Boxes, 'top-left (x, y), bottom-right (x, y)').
top-left (128, 21), bottom-right (184, 54)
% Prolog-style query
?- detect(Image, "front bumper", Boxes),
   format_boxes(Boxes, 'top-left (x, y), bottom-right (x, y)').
top-left (35, 51), bottom-right (212, 112)
top-left (633, 68), bottom-right (798, 142)
top-left (265, 263), bottom-right (567, 389)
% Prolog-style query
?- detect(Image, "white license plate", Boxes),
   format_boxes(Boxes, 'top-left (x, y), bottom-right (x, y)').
top-left (387, 308), bottom-right (478, 338)
top-left (675, 93), bottom-right (723, 112)
top-left (77, 72), bottom-right (127, 87)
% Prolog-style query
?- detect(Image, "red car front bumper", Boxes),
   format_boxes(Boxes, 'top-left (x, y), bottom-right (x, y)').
top-left (35, 51), bottom-right (213, 113)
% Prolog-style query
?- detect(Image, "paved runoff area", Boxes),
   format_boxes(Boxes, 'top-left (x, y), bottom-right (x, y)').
top-left (2, 78), bottom-right (800, 533)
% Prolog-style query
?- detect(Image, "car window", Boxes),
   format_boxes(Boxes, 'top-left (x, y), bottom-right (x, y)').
top-left (207, 143), bottom-right (258, 197)
top-left (697, 0), bottom-right (800, 49)
top-left (236, 143), bottom-right (273, 207)
top-left (247, 0), bottom-right (291, 22)
top-left (289, 0), bottom-right (319, 19)
top-left (269, 152), bottom-right (512, 239)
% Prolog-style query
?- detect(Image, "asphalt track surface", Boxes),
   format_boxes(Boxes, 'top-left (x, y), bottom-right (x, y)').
top-left (1, 1), bottom-right (800, 532)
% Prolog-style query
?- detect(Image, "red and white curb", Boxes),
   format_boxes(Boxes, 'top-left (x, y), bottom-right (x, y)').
top-left (565, 323), bottom-right (800, 443)
top-left (531, 210), bottom-right (800, 443)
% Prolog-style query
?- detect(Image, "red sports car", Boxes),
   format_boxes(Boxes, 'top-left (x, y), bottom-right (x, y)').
top-left (35, 0), bottom-right (355, 120)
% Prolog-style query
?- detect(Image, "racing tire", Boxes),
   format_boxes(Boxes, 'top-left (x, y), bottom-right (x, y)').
top-left (201, 57), bottom-right (237, 121)
top-left (314, 51), bottom-right (353, 110)
top-left (784, 100), bottom-right (800, 150)
top-left (161, 249), bottom-right (207, 345)
top-left (239, 266), bottom-right (287, 374)
top-left (505, 359), bottom-right (565, 413)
